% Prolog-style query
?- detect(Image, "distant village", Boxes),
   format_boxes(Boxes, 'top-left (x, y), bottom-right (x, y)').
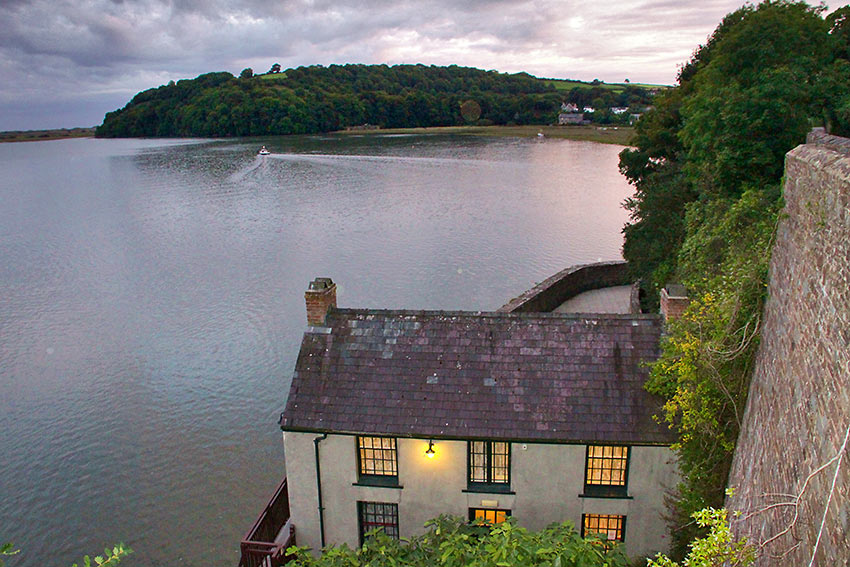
top-left (557, 101), bottom-right (649, 127)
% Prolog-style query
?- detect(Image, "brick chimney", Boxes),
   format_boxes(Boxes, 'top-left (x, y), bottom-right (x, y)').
top-left (305, 277), bottom-right (337, 326)
top-left (660, 283), bottom-right (689, 322)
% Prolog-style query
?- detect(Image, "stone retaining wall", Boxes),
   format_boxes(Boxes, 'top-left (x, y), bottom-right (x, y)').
top-left (497, 260), bottom-right (636, 313)
top-left (726, 129), bottom-right (850, 565)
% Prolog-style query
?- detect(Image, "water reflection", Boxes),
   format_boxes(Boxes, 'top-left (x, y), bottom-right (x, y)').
top-left (0, 134), bottom-right (631, 567)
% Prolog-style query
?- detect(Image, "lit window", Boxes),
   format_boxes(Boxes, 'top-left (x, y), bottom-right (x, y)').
top-left (357, 436), bottom-right (398, 485)
top-left (469, 508), bottom-right (510, 524)
top-left (584, 445), bottom-right (629, 497)
top-left (468, 441), bottom-right (510, 489)
top-left (358, 501), bottom-right (399, 544)
top-left (582, 514), bottom-right (626, 542)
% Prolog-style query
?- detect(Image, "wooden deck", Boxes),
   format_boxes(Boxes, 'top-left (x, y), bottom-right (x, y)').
top-left (239, 477), bottom-right (296, 567)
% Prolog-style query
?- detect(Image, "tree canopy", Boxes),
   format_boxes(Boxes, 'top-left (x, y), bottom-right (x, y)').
top-left (286, 516), bottom-right (629, 567)
top-left (618, 0), bottom-right (850, 558)
top-left (95, 64), bottom-right (654, 138)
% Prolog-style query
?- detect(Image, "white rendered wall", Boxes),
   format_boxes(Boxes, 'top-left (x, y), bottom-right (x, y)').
top-left (283, 432), bottom-right (678, 559)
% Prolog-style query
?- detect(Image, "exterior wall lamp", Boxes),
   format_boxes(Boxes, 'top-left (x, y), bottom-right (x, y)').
top-left (425, 440), bottom-right (436, 458)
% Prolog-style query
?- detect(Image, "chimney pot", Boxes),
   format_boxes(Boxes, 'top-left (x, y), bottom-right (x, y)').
top-left (305, 277), bottom-right (337, 326)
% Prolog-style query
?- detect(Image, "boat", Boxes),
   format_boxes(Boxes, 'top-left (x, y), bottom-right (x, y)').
top-left (537, 132), bottom-right (545, 138)
top-left (258, 146), bottom-right (270, 155)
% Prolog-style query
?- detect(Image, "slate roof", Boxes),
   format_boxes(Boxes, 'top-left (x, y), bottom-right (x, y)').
top-left (280, 309), bottom-right (675, 445)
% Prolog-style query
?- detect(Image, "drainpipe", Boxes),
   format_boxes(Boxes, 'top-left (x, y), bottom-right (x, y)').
top-left (314, 433), bottom-right (328, 548)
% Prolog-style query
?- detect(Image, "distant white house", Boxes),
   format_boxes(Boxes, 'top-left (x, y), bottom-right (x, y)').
top-left (561, 102), bottom-right (579, 113)
top-left (611, 107), bottom-right (629, 115)
top-left (583, 107), bottom-right (595, 113)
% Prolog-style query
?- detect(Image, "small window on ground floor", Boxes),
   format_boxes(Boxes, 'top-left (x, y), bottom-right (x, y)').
top-left (581, 513), bottom-right (626, 542)
top-left (469, 508), bottom-right (511, 524)
top-left (357, 501), bottom-right (399, 544)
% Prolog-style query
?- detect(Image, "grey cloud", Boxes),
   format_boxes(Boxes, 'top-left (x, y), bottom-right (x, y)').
top-left (0, 0), bottom-right (749, 130)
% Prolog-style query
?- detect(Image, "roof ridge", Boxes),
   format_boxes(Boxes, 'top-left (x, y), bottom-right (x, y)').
top-left (330, 307), bottom-right (660, 320)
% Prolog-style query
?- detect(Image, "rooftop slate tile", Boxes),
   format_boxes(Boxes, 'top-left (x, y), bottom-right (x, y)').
top-left (281, 309), bottom-right (675, 444)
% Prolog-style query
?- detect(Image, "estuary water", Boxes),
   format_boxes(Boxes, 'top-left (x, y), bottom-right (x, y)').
top-left (0, 134), bottom-right (632, 567)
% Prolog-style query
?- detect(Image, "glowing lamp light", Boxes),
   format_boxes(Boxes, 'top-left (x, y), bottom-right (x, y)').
top-left (425, 440), bottom-right (436, 458)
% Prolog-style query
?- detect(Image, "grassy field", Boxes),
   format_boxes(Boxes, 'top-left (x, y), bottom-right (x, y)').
top-left (336, 124), bottom-right (635, 145)
top-left (0, 127), bottom-right (95, 143)
top-left (544, 78), bottom-right (669, 93)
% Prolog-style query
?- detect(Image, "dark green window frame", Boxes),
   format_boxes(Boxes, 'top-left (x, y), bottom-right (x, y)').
top-left (356, 436), bottom-right (399, 487)
top-left (467, 440), bottom-right (511, 492)
top-left (581, 513), bottom-right (626, 542)
top-left (583, 445), bottom-right (630, 498)
top-left (469, 508), bottom-right (511, 524)
top-left (357, 501), bottom-right (399, 544)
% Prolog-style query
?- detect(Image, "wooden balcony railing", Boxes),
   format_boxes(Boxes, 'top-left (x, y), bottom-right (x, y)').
top-left (239, 477), bottom-right (296, 567)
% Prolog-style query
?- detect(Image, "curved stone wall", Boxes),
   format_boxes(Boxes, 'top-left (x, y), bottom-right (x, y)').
top-left (497, 261), bottom-right (636, 313)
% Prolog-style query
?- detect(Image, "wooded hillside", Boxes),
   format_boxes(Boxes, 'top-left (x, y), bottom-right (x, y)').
top-left (95, 64), bottom-right (653, 137)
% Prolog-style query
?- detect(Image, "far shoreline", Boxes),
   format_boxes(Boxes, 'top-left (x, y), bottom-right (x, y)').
top-left (0, 127), bottom-right (95, 143)
top-left (1, 124), bottom-right (634, 146)
top-left (334, 124), bottom-right (634, 145)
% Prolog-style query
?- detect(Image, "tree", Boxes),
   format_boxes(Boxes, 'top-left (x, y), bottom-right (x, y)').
top-left (459, 99), bottom-right (481, 122)
top-left (269, 63), bottom-right (281, 74)
top-left (286, 516), bottom-right (629, 567)
top-left (240, 68), bottom-right (253, 79)
top-left (95, 64), bottom-right (651, 137)
top-left (617, 1), bottom-right (841, 558)
top-left (648, 508), bottom-right (754, 567)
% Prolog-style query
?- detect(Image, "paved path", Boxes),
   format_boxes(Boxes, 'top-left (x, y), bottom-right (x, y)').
top-left (554, 285), bottom-right (633, 314)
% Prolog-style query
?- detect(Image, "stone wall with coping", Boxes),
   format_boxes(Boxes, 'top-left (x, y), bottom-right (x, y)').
top-left (497, 260), bottom-right (637, 313)
top-left (726, 129), bottom-right (850, 565)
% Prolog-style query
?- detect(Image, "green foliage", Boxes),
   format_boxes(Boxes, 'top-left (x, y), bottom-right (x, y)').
top-left (96, 64), bottom-right (656, 138)
top-left (815, 58), bottom-right (850, 136)
top-left (70, 544), bottom-right (131, 567)
top-left (1, 543), bottom-right (20, 566)
top-left (286, 516), bottom-right (628, 567)
top-left (678, 1), bottom-right (829, 198)
top-left (647, 508), bottom-right (754, 567)
top-left (0, 542), bottom-right (129, 567)
top-left (617, 0), bottom-right (847, 558)
top-left (649, 188), bottom-right (779, 552)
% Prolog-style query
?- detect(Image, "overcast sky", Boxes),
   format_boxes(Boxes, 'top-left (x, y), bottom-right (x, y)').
top-left (0, 0), bottom-right (799, 131)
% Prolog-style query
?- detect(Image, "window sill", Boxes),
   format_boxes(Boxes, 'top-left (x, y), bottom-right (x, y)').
top-left (578, 493), bottom-right (632, 500)
top-left (464, 485), bottom-right (515, 495)
top-left (353, 481), bottom-right (403, 489)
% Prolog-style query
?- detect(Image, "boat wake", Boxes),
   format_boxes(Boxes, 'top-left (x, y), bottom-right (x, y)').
top-left (227, 156), bottom-right (268, 184)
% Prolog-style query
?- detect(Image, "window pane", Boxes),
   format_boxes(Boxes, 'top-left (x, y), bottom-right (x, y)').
top-left (358, 437), bottom-right (397, 477)
top-left (359, 501), bottom-right (399, 541)
top-left (585, 445), bottom-right (628, 488)
top-left (470, 441), bottom-right (488, 482)
top-left (468, 440), bottom-right (510, 484)
top-left (491, 442), bottom-right (509, 483)
top-left (583, 514), bottom-right (625, 541)
top-left (471, 508), bottom-right (509, 524)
